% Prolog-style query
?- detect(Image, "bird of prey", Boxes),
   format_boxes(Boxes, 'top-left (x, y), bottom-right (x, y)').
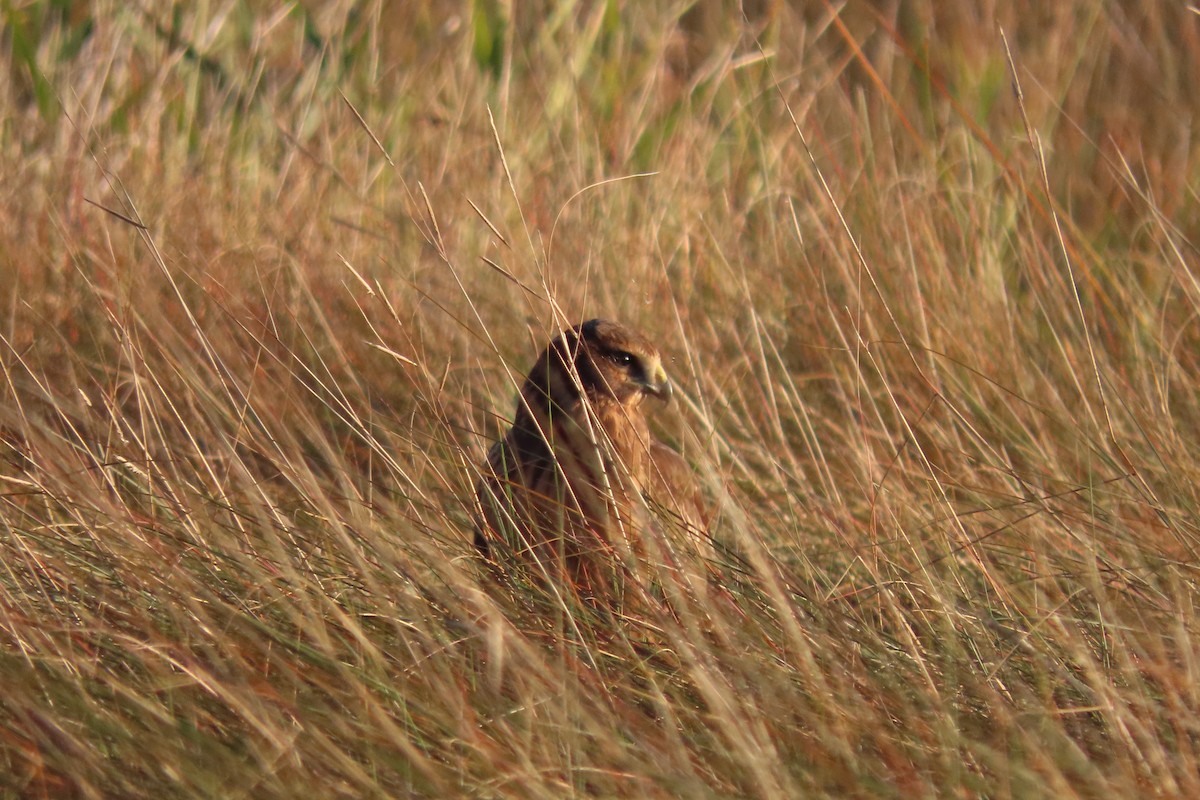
top-left (475, 319), bottom-right (711, 605)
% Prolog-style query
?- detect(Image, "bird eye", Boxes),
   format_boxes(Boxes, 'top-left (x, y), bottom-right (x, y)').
top-left (610, 351), bottom-right (635, 367)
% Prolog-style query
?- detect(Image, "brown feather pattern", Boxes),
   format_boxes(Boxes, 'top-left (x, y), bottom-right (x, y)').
top-left (475, 319), bottom-right (710, 602)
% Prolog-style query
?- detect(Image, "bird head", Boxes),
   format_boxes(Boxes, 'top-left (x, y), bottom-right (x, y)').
top-left (537, 319), bottom-right (673, 408)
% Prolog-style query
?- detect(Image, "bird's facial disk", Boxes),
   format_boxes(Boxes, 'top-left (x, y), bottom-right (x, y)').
top-left (602, 349), bottom-right (672, 404)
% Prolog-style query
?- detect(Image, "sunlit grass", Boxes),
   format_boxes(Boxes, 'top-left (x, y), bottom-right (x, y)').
top-left (2, 1), bottom-right (1199, 797)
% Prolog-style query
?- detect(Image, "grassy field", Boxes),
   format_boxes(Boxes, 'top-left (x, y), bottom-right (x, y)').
top-left (3, 1), bottom-right (1200, 797)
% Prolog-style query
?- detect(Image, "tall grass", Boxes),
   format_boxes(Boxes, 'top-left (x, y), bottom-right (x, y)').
top-left (2, 1), bottom-right (1199, 797)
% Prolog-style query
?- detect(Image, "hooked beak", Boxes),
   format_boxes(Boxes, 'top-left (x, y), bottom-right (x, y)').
top-left (642, 363), bottom-right (673, 403)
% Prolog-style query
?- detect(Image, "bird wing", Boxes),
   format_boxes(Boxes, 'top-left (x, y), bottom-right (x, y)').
top-left (647, 441), bottom-right (710, 534)
top-left (642, 440), bottom-right (716, 597)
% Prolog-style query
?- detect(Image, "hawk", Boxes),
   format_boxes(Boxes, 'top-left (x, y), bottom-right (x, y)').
top-left (475, 319), bottom-right (711, 604)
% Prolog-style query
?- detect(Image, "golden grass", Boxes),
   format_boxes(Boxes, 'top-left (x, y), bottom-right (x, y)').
top-left (2, 1), bottom-right (1200, 797)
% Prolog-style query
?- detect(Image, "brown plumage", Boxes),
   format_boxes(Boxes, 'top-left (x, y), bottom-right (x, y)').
top-left (475, 319), bottom-right (711, 603)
